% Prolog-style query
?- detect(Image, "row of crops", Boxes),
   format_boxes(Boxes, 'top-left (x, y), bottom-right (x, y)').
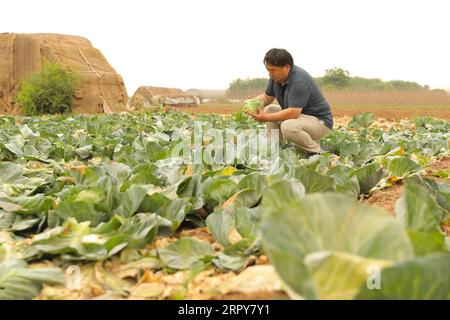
top-left (0, 110), bottom-right (449, 299)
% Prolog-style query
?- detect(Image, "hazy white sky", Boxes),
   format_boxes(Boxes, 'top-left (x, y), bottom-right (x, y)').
top-left (2, 0), bottom-right (450, 95)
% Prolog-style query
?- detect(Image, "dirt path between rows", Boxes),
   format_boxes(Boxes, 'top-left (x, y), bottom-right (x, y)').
top-left (364, 156), bottom-right (450, 214)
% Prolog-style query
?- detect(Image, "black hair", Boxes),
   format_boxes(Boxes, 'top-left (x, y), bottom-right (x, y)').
top-left (263, 48), bottom-right (294, 67)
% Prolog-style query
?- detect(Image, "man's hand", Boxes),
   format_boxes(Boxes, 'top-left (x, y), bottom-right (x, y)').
top-left (247, 107), bottom-right (301, 122)
top-left (246, 109), bottom-right (269, 122)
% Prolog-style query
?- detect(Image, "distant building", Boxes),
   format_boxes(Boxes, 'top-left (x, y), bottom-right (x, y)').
top-left (185, 88), bottom-right (226, 102)
top-left (130, 86), bottom-right (199, 110)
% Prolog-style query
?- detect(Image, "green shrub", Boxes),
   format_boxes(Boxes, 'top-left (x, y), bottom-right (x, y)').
top-left (17, 61), bottom-right (79, 115)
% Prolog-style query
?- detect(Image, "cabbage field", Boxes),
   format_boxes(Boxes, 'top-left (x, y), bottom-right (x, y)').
top-left (0, 110), bottom-right (449, 300)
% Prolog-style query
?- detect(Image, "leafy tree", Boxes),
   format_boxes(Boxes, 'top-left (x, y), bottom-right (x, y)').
top-left (227, 68), bottom-right (428, 96)
top-left (322, 67), bottom-right (351, 89)
top-left (226, 77), bottom-right (269, 98)
top-left (387, 80), bottom-right (424, 90)
top-left (17, 61), bottom-right (80, 115)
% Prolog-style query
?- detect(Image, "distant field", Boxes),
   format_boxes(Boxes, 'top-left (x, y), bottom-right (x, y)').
top-left (183, 88), bottom-right (450, 120)
top-left (323, 89), bottom-right (450, 107)
top-left (225, 89), bottom-right (450, 106)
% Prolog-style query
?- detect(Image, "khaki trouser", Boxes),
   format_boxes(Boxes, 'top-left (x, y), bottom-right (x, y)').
top-left (265, 105), bottom-right (330, 153)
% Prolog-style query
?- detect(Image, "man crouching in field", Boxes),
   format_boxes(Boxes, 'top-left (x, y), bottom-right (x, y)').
top-left (246, 48), bottom-right (333, 156)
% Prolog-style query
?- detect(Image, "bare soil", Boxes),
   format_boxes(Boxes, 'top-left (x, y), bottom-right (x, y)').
top-left (364, 183), bottom-right (404, 215)
top-left (169, 105), bottom-right (450, 120)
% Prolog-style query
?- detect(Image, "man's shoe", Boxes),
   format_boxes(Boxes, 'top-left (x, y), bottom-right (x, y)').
top-left (320, 145), bottom-right (339, 155)
top-left (305, 151), bottom-right (320, 158)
